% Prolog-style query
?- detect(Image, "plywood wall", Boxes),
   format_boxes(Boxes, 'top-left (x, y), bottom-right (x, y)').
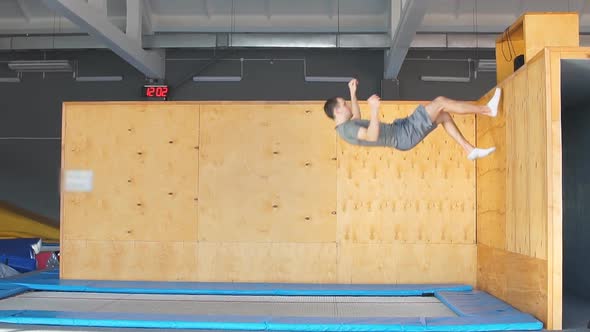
top-left (476, 48), bottom-right (565, 329)
top-left (495, 13), bottom-right (579, 83)
top-left (61, 103), bottom-right (200, 280)
top-left (197, 103), bottom-right (339, 283)
top-left (62, 101), bottom-right (476, 285)
top-left (336, 103), bottom-right (476, 284)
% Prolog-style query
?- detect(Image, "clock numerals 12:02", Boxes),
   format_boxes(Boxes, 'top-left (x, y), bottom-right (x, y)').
top-left (143, 85), bottom-right (169, 100)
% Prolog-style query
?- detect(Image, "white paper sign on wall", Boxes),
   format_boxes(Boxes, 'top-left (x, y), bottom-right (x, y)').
top-left (64, 170), bottom-right (94, 192)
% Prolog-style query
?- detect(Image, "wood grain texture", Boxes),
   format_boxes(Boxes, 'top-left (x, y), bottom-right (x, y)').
top-left (476, 89), bottom-right (507, 250)
top-left (338, 243), bottom-right (476, 285)
top-left (526, 57), bottom-right (548, 259)
top-left (337, 103), bottom-right (476, 244)
top-left (477, 244), bottom-right (547, 324)
top-left (62, 100), bottom-right (476, 285)
top-left (198, 104), bottom-right (337, 243)
top-left (61, 240), bottom-right (199, 281)
top-left (61, 103), bottom-right (200, 280)
top-left (197, 242), bottom-right (338, 283)
top-left (62, 103), bottom-right (200, 242)
top-left (536, 47), bottom-right (590, 330)
top-left (476, 46), bottom-right (587, 330)
top-left (546, 48), bottom-right (564, 330)
top-left (522, 13), bottom-right (579, 61)
top-left (477, 53), bottom-right (548, 258)
top-left (496, 39), bottom-right (525, 83)
top-left (494, 12), bottom-right (579, 83)
top-left (504, 54), bottom-right (547, 258)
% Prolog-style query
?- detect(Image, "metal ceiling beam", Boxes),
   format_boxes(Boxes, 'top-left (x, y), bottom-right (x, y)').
top-left (204, 0), bottom-right (211, 19)
top-left (0, 33), bottom-right (392, 50)
top-left (580, 0), bottom-right (589, 19)
top-left (88, 0), bottom-right (107, 16)
top-left (411, 33), bottom-right (496, 48)
top-left (5, 32), bottom-right (589, 50)
top-left (265, 0), bottom-right (271, 20)
top-left (453, 0), bottom-right (461, 19)
top-left (142, 0), bottom-right (154, 35)
top-left (42, 0), bottom-right (164, 78)
top-left (384, 0), bottom-right (428, 79)
top-left (126, 0), bottom-right (142, 41)
top-left (327, 0), bottom-right (337, 19)
top-left (16, 0), bottom-right (32, 22)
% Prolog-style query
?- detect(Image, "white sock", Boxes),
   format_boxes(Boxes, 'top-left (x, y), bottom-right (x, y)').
top-left (486, 88), bottom-right (501, 117)
top-left (467, 147), bottom-right (496, 160)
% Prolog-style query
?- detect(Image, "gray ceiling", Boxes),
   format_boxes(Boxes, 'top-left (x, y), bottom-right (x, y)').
top-left (0, 0), bottom-right (589, 35)
top-left (2, 0), bottom-right (589, 79)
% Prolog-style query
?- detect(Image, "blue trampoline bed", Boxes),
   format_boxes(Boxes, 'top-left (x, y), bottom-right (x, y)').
top-left (0, 270), bottom-right (542, 331)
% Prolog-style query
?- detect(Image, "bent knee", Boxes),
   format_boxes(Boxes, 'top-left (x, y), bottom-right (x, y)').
top-left (436, 111), bottom-right (451, 124)
top-left (433, 96), bottom-right (450, 105)
top-left (426, 96), bottom-right (448, 114)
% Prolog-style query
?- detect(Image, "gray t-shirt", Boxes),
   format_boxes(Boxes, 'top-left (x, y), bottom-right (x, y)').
top-left (335, 119), bottom-right (395, 147)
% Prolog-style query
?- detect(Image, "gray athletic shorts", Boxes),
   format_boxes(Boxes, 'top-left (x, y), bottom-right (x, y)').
top-left (392, 105), bottom-right (438, 151)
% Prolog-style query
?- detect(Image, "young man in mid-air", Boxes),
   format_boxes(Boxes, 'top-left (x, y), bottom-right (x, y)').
top-left (324, 79), bottom-right (500, 160)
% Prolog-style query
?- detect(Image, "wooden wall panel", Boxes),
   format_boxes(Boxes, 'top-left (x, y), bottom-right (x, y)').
top-left (476, 47), bottom-right (578, 330)
top-left (477, 244), bottom-right (547, 323)
top-left (527, 57), bottom-right (548, 259)
top-left (541, 47), bottom-right (590, 329)
top-left (495, 13), bottom-right (579, 83)
top-left (61, 240), bottom-right (199, 281)
top-left (61, 103), bottom-right (200, 280)
top-left (496, 39), bottom-right (525, 83)
top-left (198, 104), bottom-right (337, 243)
top-left (62, 103), bottom-right (199, 242)
top-left (197, 242), bottom-right (337, 283)
top-left (62, 101), bottom-right (476, 285)
top-left (337, 104), bottom-right (475, 245)
top-left (546, 48), bottom-right (564, 330)
top-left (338, 243), bottom-right (475, 285)
top-left (523, 14), bottom-right (579, 62)
top-left (476, 91), bottom-right (507, 250)
top-left (507, 67), bottom-right (535, 255)
top-left (477, 53), bottom-right (548, 259)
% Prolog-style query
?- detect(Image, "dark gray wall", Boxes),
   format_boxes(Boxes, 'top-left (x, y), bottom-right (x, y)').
top-left (561, 60), bottom-right (590, 300)
top-left (0, 48), bottom-right (496, 222)
top-left (562, 103), bottom-right (590, 299)
top-left (399, 50), bottom-right (496, 100)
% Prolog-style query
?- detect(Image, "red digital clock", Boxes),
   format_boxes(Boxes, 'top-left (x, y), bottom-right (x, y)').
top-left (142, 84), bottom-right (169, 100)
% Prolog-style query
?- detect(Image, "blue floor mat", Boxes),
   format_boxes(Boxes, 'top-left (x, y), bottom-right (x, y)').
top-left (0, 309), bottom-right (543, 331)
top-left (0, 269), bottom-right (472, 296)
top-left (0, 269), bottom-right (543, 331)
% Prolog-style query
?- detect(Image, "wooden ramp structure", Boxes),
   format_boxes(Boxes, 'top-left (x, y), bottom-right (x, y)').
top-left (58, 12), bottom-right (585, 330)
top-left (477, 46), bottom-right (590, 331)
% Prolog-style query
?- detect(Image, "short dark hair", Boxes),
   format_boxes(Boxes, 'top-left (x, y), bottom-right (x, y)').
top-left (323, 97), bottom-right (340, 119)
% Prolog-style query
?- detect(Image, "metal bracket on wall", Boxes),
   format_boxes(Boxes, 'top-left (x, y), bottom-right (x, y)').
top-left (418, 58), bottom-right (473, 83)
top-left (303, 58), bottom-right (354, 83)
top-left (192, 58), bottom-right (244, 82)
top-left (0, 74), bottom-right (20, 83)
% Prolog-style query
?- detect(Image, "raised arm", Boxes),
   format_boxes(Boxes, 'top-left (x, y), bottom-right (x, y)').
top-left (348, 79), bottom-right (361, 120)
top-left (356, 94), bottom-right (381, 142)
